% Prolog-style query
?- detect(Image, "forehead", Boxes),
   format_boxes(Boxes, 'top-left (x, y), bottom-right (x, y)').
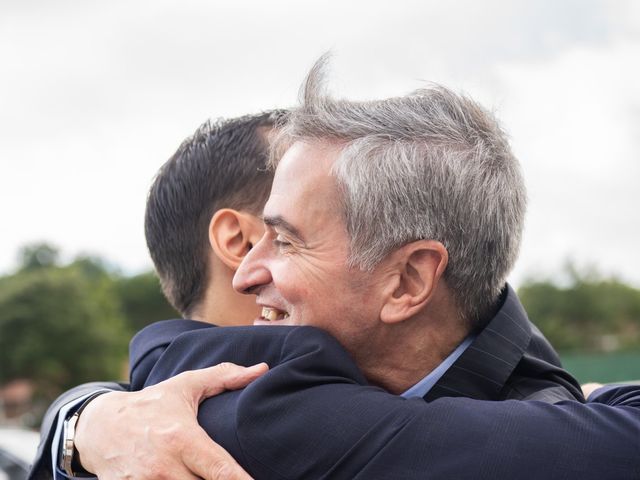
top-left (264, 140), bottom-right (343, 218)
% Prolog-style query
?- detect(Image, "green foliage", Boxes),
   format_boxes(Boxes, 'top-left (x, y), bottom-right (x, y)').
top-left (0, 246), bottom-right (176, 406)
top-left (115, 272), bottom-right (177, 333)
top-left (0, 264), bottom-right (128, 398)
top-left (518, 263), bottom-right (640, 352)
top-left (18, 243), bottom-right (60, 271)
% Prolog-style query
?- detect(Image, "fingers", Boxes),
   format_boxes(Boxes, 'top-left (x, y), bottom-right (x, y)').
top-left (171, 363), bottom-right (266, 479)
top-left (213, 362), bottom-right (270, 392)
top-left (98, 464), bottom-right (203, 480)
top-left (177, 362), bottom-right (269, 403)
top-left (181, 425), bottom-right (253, 480)
top-left (75, 364), bottom-right (265, 480)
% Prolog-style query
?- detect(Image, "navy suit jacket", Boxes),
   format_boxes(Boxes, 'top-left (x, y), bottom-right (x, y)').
top-left (122, 287), bottom-right (640, 479)
top-left (30, 287), bottom-right (638, 479)
top-left (130, 324), bottom-right (640, 479)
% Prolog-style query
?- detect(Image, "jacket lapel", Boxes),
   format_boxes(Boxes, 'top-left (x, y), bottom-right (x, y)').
top-left (424, 285), bottom-right (532, 401)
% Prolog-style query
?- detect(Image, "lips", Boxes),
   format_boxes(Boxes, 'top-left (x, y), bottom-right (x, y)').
top-left (261, 307), bottom-right (290, 321)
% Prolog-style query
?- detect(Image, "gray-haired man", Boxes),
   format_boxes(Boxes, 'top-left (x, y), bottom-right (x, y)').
top-left (37, 59), bottom-right (640, 479)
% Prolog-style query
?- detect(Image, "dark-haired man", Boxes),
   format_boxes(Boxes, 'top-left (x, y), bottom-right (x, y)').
top-left (144, 113), bottom-right (278, 324)
top-left (29, 111), bottom-right (282, 479)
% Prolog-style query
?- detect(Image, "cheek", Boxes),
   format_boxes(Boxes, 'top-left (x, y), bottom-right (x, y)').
top-left (270, 260), bottom-right (313, 303)
top-left (271, 260), bottom-right (340, 322)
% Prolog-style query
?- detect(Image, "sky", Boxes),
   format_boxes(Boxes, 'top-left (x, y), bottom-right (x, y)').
top-left (1, 0), bottom-right (639, 287)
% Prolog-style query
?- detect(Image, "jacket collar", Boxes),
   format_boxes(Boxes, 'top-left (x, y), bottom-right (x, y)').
top-left (424, 284), bottom-right (532, 401)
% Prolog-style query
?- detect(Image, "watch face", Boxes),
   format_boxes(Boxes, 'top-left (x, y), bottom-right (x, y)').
top-left (60, 418), bottom-right (69, 467)
top-left (61, 416), bottom-right (76, 474)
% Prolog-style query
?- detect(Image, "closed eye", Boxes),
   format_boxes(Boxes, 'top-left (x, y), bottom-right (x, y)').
top-left (273, 234), bottom-right (292, 248)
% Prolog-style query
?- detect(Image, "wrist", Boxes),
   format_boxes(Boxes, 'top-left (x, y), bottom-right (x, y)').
top-left (65, 391), bottom-right (109, 475)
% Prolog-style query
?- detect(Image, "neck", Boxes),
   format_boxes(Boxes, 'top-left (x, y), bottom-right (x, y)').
top-left (189, 262), bottom-right (260, 326)
top-left (357, 296), bottom-right (470, 395)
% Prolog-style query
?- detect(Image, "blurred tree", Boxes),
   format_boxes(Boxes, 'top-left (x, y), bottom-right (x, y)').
top-left (518, 263), bottom-right (640, 352)
top-left (115, 272), bottom-right (178, 333)
top-left (18, 243), bottom-right (60, 271)
top-left (70, 255), bottom-right (115, 281)
top-left (0, 244), bottom-right (181, 426)
top-left (0, 264), bottom-right (128, 400)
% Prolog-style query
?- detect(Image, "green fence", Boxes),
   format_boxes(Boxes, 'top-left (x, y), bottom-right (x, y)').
top-left (560, 351), bottom-right (640, 384)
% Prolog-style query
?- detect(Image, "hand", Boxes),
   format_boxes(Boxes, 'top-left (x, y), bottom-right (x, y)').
top-left (581, 382), bottom-right (604, 399)
top-left (75, 362), bottom-right (269, 480)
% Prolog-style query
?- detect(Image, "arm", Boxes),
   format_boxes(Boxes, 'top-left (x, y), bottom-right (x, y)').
top-left (74, 365), bottom-right (640, 480)
top-left (68, 324), bottom-right (362, 479)
top-left (27, 320), bottom-right (221, 480)
top-left (28, 382), bottom-right (127, 480)
top-left (266, 385), bottom-right (640, 480)
top-left (146, 326), bottom-right (640, 479)
top-left (75, 363), bottom-right (267, 480)
top-left (72, 325), bottom-right (640, 479)
top-left (201, 329), bottom-right (640, 479)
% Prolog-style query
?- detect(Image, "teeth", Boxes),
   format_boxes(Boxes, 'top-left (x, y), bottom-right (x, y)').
top-left (261, 307), bottom-right (289, 321)
top-left (262, 307), bottom-right (278, 321)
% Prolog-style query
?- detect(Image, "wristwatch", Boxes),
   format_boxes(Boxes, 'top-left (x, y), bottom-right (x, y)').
top-left (60, 391), bottom-right (107, 477)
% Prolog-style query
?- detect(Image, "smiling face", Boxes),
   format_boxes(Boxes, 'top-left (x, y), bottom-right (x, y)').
top-left (233, 140), bottom-right (388, 354)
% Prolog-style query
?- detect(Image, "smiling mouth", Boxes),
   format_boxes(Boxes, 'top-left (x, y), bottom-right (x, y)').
top-left (261, 307), bottom-right (290, 322)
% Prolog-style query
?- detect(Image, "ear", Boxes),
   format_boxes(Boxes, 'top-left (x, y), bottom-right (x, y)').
top-left (209, 209), bottom-right (264, 271)
top-left (379, 240), bottom-right (448, 324)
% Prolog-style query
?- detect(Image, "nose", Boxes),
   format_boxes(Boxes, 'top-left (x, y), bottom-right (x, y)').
top-left (233, 233), bottom-right (273, 295)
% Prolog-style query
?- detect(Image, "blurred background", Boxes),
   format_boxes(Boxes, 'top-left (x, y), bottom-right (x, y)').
top-left (1, 0), bottom-right (639, 448)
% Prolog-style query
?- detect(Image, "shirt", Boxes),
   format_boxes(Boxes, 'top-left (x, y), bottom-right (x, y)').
top-left (401, 334), bottom-right (475, 398)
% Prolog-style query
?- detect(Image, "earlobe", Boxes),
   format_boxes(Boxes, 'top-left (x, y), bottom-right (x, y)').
top-left (379, 241), bottom-right (448, 324)
top-left (209, 209), bottom-right (263, 271)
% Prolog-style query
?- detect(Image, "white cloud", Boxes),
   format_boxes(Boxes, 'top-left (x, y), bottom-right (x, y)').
top-left (494, 39), bottom-right (640, 285)
top-left (0, 0), bottom-right (638, 287)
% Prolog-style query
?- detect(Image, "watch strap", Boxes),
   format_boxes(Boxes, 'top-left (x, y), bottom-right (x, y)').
top-left (60, 390), bottom-right (109, 477)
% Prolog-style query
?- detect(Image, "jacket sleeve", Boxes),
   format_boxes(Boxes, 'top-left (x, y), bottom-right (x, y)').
top-left (322, 387), bottom-right (640, 480)
top-left (222, 329), bottom-right (640, 480)
top-left (129, 318), bottom-right (215, 389)
top-left (28, 320), bottom-right (214, 480)
top-left (133, 325), bottom-right (640, 480)
top-left (27, 382), bottom-right (128, 480)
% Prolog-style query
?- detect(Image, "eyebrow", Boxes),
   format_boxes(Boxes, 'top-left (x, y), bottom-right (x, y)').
top-left (262, 215), bottom-right (306, 244)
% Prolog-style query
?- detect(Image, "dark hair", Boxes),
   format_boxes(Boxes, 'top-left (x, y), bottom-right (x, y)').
top-left (144, 111), bottom-right (283, 316)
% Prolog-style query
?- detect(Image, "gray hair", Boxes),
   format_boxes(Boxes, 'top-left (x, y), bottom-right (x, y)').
top-left (273, 56), bottom-right (527, 325)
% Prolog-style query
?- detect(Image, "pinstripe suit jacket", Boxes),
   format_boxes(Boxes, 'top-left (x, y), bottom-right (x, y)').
top-left (30, 285), bottom-right (584, 479)
top-left (123, 286), bottom-right (638, 479)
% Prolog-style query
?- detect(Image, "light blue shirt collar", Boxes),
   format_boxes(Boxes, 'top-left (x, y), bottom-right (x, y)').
top-left (401, 334), bottom-right (475, 399)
